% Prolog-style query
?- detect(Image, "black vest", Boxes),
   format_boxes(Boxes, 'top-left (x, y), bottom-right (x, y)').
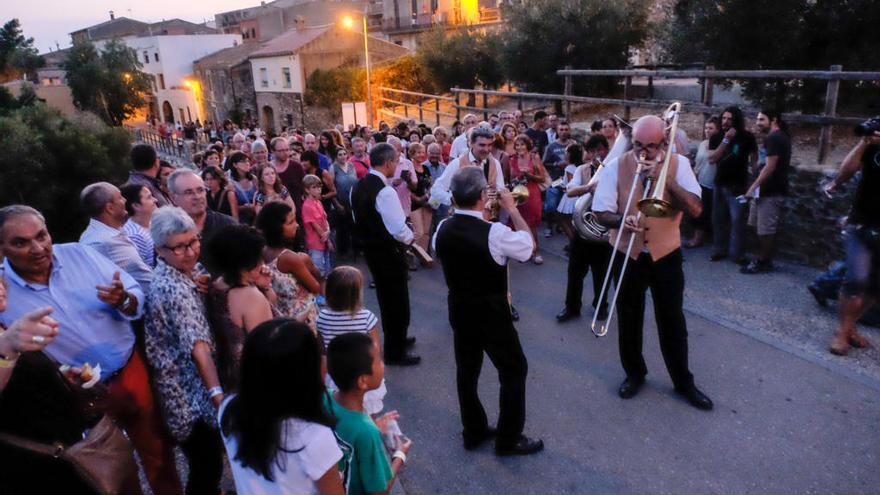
top-left (435, 214), bottom-right (508, 302)
top-left (351, 173), bottom-right (397, 250)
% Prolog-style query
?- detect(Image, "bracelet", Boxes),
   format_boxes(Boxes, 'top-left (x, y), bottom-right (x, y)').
top-left (392, 450), bottom-right (407, 464)
top-left (209, 386), bottom-right (224, 398)
top-left (721, 138), bottom-right (730, 145)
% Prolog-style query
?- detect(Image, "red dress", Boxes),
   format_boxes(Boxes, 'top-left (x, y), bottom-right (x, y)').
top-left (509, 154), bottom-right (543, 228)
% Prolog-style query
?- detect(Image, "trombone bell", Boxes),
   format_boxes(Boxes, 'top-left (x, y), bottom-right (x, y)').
top-left (638, 197), bottom-right (673, 217)
top-left (511, 184), bottom-right (529, 204)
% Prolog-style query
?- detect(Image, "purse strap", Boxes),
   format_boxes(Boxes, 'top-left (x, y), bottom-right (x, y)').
top-left (0, 431), bottom-right (65, 457)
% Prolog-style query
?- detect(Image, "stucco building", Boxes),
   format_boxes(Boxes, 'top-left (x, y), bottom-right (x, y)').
top-left (193, 42), bottom-right (266, 125)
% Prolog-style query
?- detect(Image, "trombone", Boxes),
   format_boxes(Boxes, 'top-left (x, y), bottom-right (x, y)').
top-left (590, 102), bottom-right (682, 337)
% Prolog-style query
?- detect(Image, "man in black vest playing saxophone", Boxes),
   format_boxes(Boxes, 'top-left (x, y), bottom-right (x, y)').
top-left (351, 143), bottom-right (421, 365)
top-left (433, 167), bottom-right (544, 456)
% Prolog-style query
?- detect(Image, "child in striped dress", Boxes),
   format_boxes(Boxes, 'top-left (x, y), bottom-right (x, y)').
top-left (317, 266), bottom-right (387, 414)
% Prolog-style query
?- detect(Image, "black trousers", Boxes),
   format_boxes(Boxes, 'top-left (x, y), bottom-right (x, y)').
top-left (612, 249), bottom-right (695, 390)
top-left (179, 420), bottom-right (224, 495)
top-left (364, 247), bottom-right (410, 359)
top-left (564, 236), bottom-right (613, 313)
top-left (450, 296), bottom-right (528, 446)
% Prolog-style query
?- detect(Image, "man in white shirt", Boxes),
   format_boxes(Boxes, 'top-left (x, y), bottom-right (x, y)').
top-left (350, 143), bottom-right (420, 365)
top-left (433, 166), bottom-right (544, 456)
top-left (79, 182), bottom-right (154, 291)
top-left (449, 113), bottom-right (478, 160)
top-left (430, 127), bottom-right (505, 211)
top-left (593, 115), bottom-right (713, 411)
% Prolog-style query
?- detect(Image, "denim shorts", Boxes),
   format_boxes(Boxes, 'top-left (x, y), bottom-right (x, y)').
top-left (543, 186), bottom-right (563, 213)
top-left (842, 225), bottom-right (880, 297)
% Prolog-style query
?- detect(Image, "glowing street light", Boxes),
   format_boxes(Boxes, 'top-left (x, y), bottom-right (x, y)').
top-left (342, 16), bottom-right (355, 29)
top-left (341, 11), bottom-right (372, 125)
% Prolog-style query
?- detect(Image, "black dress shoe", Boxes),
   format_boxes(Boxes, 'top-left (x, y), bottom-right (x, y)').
top-left (709, 253), bottom-right (727, 262)
top-left (676, 386), bottom-right (714, 411)
top-left (386, 353), bottom-right (421, 366)
top-left (510, 305), bottom-right (520, 321)
top-left (463, 427), bottom-right (497, 451)
top-left (495, 435), bottom-right (544, 456)
top-left (555, 308), bottom-right (580, 322)
top-left (405, 336), bottom-right (416, 348)
top-left (618, 377), bottom-right (644, 399)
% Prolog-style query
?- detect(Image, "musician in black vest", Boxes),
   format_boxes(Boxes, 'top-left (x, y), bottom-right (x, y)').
top-left (351, 143), bottom-right (421, 365)
top-left (433, 167), bottom-right (544, 456)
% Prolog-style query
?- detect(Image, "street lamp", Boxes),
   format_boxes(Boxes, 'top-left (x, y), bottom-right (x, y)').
top-left (342, 11), bottom-right (372, 126)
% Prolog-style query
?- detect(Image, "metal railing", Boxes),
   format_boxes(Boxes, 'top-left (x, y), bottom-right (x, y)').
top-left (125, 125), bottom-right (193, 162)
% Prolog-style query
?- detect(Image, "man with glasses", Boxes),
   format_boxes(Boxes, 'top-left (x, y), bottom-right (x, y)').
top-left (167, 169), bottom-right (235, 265)
top-left (593, 115), bottom-right (714, 411)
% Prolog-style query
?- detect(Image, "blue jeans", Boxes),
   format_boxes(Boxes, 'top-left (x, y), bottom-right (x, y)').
top-left (712, 186), bottom-right (746, 259)
top-left (843, 226), bottom-right (880, 297)
top-left (309, 249), bottom-right (332, 277)
top-left (543, 186), bottom-right (563, 214)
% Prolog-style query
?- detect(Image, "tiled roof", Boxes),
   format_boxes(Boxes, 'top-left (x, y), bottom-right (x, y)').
top-left (249, 25), bottom-right (331, 58)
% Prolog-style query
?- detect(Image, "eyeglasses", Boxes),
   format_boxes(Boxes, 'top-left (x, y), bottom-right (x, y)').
top-left (176, 187), bottom-right (208, 197)
top-left (632, 141), bottom-right (664, 151)
top-left (162, 236), bottom-right (201, 256)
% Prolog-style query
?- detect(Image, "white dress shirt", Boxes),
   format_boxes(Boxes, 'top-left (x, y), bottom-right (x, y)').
top-left (361, 168), bottom-right (414, 245)
top-left (430, 152), bottom-right (506, 207)
top-left (432, 209), bottom-right (534, 266)
top-left (79, 218), bottom-right (154, 291)
top-left (592, 154), bottom-right (701, 214)
top-left (448, 132), bottom-right (470, 160)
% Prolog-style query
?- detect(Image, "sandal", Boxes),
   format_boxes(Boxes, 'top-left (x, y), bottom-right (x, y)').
top-left (533, 255), bottom-right (544, 265)
top-left (829, 334), bottom-right (850, 356)
top-left (849, 331), bottom-right (872, 349)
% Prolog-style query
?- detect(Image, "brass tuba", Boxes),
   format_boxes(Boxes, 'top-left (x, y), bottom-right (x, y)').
top-left (571, 160), bottom-right (609, 243)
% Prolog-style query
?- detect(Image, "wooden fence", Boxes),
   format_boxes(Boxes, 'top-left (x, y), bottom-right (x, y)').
top-left (377, 87), bottom-right (457, 127)
top-left (377, 66), bottom-right (880, 163)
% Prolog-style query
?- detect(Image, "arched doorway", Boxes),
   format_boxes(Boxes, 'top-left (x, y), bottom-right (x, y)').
top-left (162, 101), bottom-right (174, 123)
top-left (261, 105), bottom-right (275, 133)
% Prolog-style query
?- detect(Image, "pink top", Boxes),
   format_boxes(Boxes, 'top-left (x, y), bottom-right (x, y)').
top-left (392, 157), bottom-right (416, 217)
top-left (302, 197), bottom-right (328, 251)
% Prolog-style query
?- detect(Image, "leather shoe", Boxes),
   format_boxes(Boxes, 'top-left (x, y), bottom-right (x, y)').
top-left (555, 308), bottom-right (580, 322)
top-left (405, 336), bottom-right (416, 348)
top-left (618, 377), bottom-right (644, 399)
top-left (463, 427), bottom-right (497, 450)
top-left (676, 386), bottom-right (714, 411)
top-left (495, 435), bottom-right (544, 456)
top-left (386, 353), bottom-right (421, 366)
top-left (510, 305), bottom-right (520, 321)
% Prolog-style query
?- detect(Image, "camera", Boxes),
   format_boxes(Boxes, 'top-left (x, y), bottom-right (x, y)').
top-left (854, 116), bottom-right (880, 137)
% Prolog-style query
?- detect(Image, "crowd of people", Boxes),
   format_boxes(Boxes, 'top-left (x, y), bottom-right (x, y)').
top-left (0, 102), bottom-right (877, 493)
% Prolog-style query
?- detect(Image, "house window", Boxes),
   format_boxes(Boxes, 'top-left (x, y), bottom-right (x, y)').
top-left (154, 52), bottom-right (160, 63)
top-left (158, 74), bottom-right (165, 90)
top-left (282, 67), bottom-right (291, 88)
top-left (251, 28), bottom-right (256, 39)
top-left (260, 68), bottom-right (268, 88)
top-left (143, 51), bottom-right (149, 64)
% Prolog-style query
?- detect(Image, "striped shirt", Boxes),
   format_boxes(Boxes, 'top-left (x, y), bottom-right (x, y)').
top-left (123, 219), bottom-right (155, 268)
top-left (316, 308), bottom-right (378, 349)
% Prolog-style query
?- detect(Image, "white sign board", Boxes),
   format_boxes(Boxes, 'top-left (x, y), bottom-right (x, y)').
top-left (341, 102), bottom-right (368, 128)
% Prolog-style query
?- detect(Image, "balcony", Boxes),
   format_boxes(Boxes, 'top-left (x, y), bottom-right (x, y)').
top-left (380, 8), bottom-right (501, 34)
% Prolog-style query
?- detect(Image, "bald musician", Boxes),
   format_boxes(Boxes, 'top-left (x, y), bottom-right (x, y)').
top-left (593, 115), bottom-right (713, 411)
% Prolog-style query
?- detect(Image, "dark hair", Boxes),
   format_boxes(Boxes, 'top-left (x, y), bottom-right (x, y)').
top-left (201, 165), bottom-right (229, 190)
top-left (591, 120), bottom-right (603, 132)
top-left (722, 106), bottom-right (745, 132)
top-left (300, 150), bottom-right (321, 172)
top-left (221, 318), bottom-right (334, 482)
top-left (206, 225), bottom-right (265, 286)
top-left (228, 151), bottom-right (252, 181)
top-left (760, 108), bottom-right (789, 135)
top-left (533, 110), bottom-right (548, 122)
top-left (602, 117), bottom-right (619, 129)
top-left (327, 332), bottom-right (375, 392)
top-left (369, 143), bottom-right (396, 169)
top-left (255, 165), bottom-right (283, 195)
top-left (565, 143), bottom-right (584, 165)
top-left (325, 266), bottom-right (364, 314)
top-left (204, 149), bottom-right (221, 162)
top-left (706, 116), bottom-right (721, 128)
top-left (584, 134), bottom-right (609, 152)
top-left (514, 134), bottom-right (534, 151)
top-left (255, 201), bottom-right (294, 247)
top-left (450, 166), bottom-right (487, 208)
top-left (120, 183), bottom-right (148, 217)
top-left (318, 131), bottom-right (337, 158)
top-left (131, 144), bottom-right (158, 171)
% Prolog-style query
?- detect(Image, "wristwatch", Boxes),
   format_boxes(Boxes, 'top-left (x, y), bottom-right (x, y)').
top-left (116, 291), bottom-right (132, 310)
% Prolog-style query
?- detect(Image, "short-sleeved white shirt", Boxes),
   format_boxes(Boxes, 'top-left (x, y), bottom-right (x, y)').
top-left (592, 154), bottom-right (701, 214)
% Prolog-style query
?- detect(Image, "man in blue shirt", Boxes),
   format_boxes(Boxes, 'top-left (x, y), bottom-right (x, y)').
top-left (0, 204), bottom-right (184, 494)
top-left (304, 133), bottom-right (332, 170)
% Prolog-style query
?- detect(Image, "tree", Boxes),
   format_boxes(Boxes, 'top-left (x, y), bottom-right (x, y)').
top-left (304, 64), bottom-right (365, 114)
top-left (416, 27), bottom-right (505, 94)
top-left (500, 0), bottom-right (650, 94)
top-left (0, 18), bottom-right (43, 82)
top-left (64, 39), bottom-right (152, 126)
top-left (0, 104), bottom-right (131, 241)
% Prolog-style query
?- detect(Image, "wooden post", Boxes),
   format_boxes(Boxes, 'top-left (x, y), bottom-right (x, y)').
top-left (404, 98), bottom-right (409, 118)
top-left (647, 76), bottom-right (654, 99)
top-left (435, 97), bottom-right (441, 126)
top-left (564, 65), bottom-right (572, 118)
top-left (623, 76), bottom-right (632, 122)
top-left (418, 96), bottom-right (424, 123)
top-left (517, 97), bottom-right (523, 112)
top-left (818, 65), bottom-right (842, 164)
top-left (454, 88), bottom-right (461, 121)
top-left (482, 91), bottom-right (489, 122)
top-left (702, 65), bottom-right (714, 122)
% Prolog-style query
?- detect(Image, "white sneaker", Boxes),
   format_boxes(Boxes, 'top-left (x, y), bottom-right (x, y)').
top-left (543, 228), bottom-right (552, 238)
top-left (533, 255), bottom-right (544, 265)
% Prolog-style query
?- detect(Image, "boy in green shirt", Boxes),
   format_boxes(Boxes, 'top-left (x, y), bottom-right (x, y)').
top-left (326, 333), bottom-right (413, 495)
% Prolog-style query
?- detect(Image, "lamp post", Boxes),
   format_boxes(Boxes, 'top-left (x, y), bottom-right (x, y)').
top-left (343, 11), bottom-right (372, 126)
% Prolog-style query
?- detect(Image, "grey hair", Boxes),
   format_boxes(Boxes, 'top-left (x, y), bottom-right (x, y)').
top-left (251, 140), bottom-right (268, 152)
top-left (469, 126), bottom-right (495, 144)
top-left (369, 143), bottom-right (397, 169)
top-left (0, 205), bottom-right (45, 240)
top-left (386, 135), bottom-right (402, 150)
top-left (167, 168), bottom-right (197, 195)
top-left (463, 113), bottom-right (477, 123)
top-left (80, 182), bottom-right (117, 218)
top-left (450, 167), bottom-right (486, 208)
top-left (351, 136), bottom-right (365, 146)
top-left (432, 125), bottom-right (448, 136)
top-left (150, 206), bottom-right (196, 248)
top-left (427, 142), bottom-right (442, 153)
top-left (421, 134), bottom-right (436, 145)
top-left (232, 132), bottom-right (246, 143)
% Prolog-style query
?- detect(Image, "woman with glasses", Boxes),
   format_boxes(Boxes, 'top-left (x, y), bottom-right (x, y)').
top-left (144, 206), bottom-right (225, 494)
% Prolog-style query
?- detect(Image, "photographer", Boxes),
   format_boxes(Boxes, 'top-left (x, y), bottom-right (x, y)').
top-left (824, 125), bottom-right (880, 356)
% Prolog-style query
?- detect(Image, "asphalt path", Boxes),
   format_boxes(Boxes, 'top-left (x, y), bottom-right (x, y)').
top-left (358, 239), bottom-right (880, 495)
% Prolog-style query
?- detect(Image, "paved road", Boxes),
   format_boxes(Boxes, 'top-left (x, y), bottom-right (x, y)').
top-left (359, 237), bottom-right (880, 495)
